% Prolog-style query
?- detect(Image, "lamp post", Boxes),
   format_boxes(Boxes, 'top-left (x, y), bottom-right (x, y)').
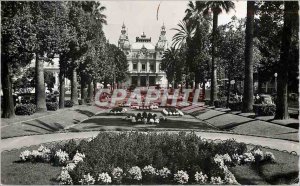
top-left (274, 72), bottom-right (278, 93)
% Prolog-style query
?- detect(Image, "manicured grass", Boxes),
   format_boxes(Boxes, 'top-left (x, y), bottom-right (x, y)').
top-left (1, 105), bottom-right (102, 139)
top-left (1, 146), bottom-right (60, 185)
top-left (230, 147), bottom-right (299, 185)
top-left (70, 117), bottom-right (215, 132)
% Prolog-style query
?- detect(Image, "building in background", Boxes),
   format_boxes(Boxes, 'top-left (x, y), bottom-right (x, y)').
top-left (118, 23), bottom-right (168, 88)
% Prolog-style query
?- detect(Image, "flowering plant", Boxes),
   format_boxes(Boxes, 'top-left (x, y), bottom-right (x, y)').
top-left (111, 167), bottom-right (123, 183)
top-left (128, 166), bottom-right (142, 181)
top-left (194, 171), bottom-right (208, 184)
top-left (72, 151), bottom-right (85, 164)
top-left (54, 149), bottom-right (69, 166)
top-left (79, 173), bottom-right (95, 185)
top-left (252, 148), bottom-right (264, 162)
top-left (142, 165), bottom-right (156, 176)
top-left (65, 163), bottom-right (76, 171)
top-left (57, 168), bottom-right (73, 185)
top-left (264, 151), bottom-right (275, 163)
top-left (210, 176), bottom-right (223, 184)
top-left (97, 172), bottom-right (112, 184)
top-left (20, 150), bottom-right (31, 161)
top-left (157, 167), bottom-right (171, 179)
top-left (242, 152), bottom-right (255, 164)
top-left (174, 170), bottom-right (189, 184)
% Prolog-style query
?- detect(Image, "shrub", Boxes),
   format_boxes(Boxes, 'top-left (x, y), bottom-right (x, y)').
top-left (15, 103), bottom-right (36, 115)
top-left (78, 99), bottom-right (82, 105)
top-left (228, 101), bottom-right (242, 111)
top-left (264, 151), bottom-right (276, 163)
top-left (64, 100), bottom-right (74, 108)
top-left (214, 100), bottom-right (227, 108)
top-left (253, 104), bottom-right (276, 116)
top-left (46, 102), bottom-right (58, 111)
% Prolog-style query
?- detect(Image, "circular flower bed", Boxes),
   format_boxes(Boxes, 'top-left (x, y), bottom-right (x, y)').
top-left (123, 112), bottom-right (166, 124)
top-left (18, 132), bottom-right (277, 185)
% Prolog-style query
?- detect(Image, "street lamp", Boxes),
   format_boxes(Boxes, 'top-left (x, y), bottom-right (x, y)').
top-left (274, 72), bottom-right (278, 93)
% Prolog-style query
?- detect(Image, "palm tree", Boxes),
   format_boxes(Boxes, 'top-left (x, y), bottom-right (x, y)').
top-left (274, 2), bottom-right (299, 119)
top-left (184, 1), bottom-right (211, 90)
top-left (172, 20), bottom-right (196, 88)
top-left (242, 1), bottom-right (255, 112)
top-left (161, 47), bottom-right (180, 88)
top-left (196, 1), bottom-right (235, 105)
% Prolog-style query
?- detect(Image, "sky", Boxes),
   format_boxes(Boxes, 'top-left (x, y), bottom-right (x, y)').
top-left (102, 1), bottom-right (247, 46)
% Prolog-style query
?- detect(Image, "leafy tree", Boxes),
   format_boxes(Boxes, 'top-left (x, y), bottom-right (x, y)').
top-left (1, 2), bottom-right (35, 118)
top-left (162, 47), bottom-right (181, 88)
top-left (172, 20), bottom-right (196, 88)
top-left (26, 1), bottom-right (65, 112)
top-left (217, 17), bottom-right (245, 103)
top-left (196, 1), bottom-right (235, 104)
top-left (184, 1), bottom-right (211, 89)
top-left (275, 2), bottom-right (299, 119)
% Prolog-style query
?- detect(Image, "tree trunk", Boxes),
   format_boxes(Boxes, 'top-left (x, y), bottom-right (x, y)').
top-left (242, 1), bottom-right (255, 113)
top-left (81, 78), bottom-right (87, 105)
top-left (1, 61), bottom-right (15, 118)
top-left (210, 11), bottom-right (219, 105)
top-left (71, 67), bottom-right (79, 105)
top-left (227, 76), bottom-right (231, 106)
top-left (93, 80), bottom-right (97, 97)
top-left (88, 81), bottom-right (93, 101)
top-left (58, 69), bottom-right (65, 109)
top-left (35, 54), bottom-right (47, 112)
top-left (275, 2), bottom-right (296, 119)
top-left (202, 81), bottom-right (206, 101)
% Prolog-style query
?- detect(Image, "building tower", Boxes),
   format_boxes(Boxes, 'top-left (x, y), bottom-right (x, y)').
top-left (156, 23), bottom-right (168, 50)
top-left (118, 23), bottom-right (130, 51)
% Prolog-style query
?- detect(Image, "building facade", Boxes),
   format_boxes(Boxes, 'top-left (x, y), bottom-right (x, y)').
top-left (118, 23), bottom-right (168, 88)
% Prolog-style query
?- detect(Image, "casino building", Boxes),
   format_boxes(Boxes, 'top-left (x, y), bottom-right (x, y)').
top-left (118, 23), bottom-right (168, 88)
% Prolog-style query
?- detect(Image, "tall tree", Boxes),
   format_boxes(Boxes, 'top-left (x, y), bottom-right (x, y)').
top-left (274, 2), bottom-right (299, 119)
top-left (242, 1), bottom-right (255, 112)
top-left (196, 1), bottom-right (235, 104)
top-left (1, 2), bottom-right (35, 118)
top-left (29, 1), bottom-right (59, 112)
top-left (172, 20), bottom-right (196, 88)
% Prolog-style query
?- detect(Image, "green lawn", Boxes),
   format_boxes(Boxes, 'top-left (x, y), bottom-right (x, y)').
top-left (66, 117), bottom-right (215, 132)
top-left (230, 147), bottom-right (299, 185)
top-left (1, 105), bottom-right (103, 139)
top-left (1, 146), bottom-right (60, 185)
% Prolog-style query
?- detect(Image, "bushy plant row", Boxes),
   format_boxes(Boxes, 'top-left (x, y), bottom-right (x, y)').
top-left (46, 102), bottom-right (58, 111)
top-left (253, 104), bottom-right (276, 116)
top-left (15, 103), bottom-right (36, 115)
top-left (19, 132), bottom-right (276, 185)
top-left (124, 112), bottom-right (165, 124)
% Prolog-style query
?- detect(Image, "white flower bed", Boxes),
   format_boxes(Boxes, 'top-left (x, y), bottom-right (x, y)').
top-left (128, 166), bottom-right (142, 181)
top-left (97, 172), bottom-right (112, 184)
top-left (174, 170), bottom-right (189, 184)
top-left (162, 108), bottom-right (184, 116)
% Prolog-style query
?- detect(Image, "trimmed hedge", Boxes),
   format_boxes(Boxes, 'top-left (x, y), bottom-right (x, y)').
top-left (64, 100), bottom-right (74, 108)
top-left (15, 103), bottom-right (36, 115)
top-left (253, 104), bottom-right (276, 116)
top-left (46, 102), bottom-right (58, 111)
